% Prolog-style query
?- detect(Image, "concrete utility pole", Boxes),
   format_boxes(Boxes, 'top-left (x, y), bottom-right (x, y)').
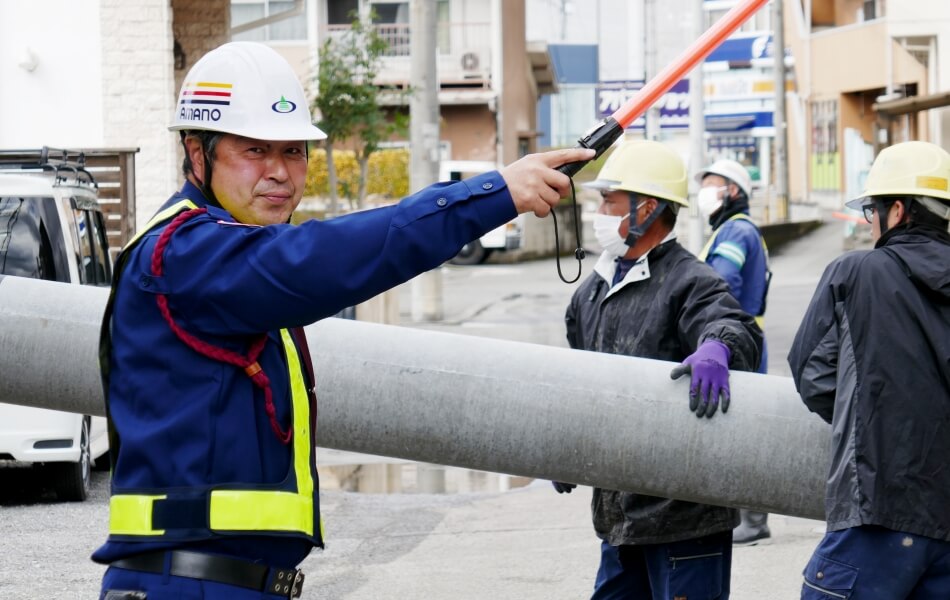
top-left (687, 0), bottom-right (707, 255)
top-left (408, 0), bottom-right (445, 492)
top-left (644, 0), bottom-right (660, 140)
top-left (0, 276), bottom-right (830, 519)
top-left (772, 0), bottom-right (790, 220)
top-left (409, 0), bottom-right (444, 325)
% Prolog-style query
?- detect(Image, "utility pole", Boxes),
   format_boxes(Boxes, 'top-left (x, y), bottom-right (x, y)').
top-left (687, 0), bottom-right (706, 255)
top-left (772, 0), bottom-right (789, 221)
top-left (408, 0), bottom-right (445, 493)
top-left (644, 0), bottom-right (660, 140)
top-left (410, 0), bottom-right (443, 325)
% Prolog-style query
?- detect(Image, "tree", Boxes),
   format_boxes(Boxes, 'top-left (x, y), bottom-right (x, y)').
top-left (312, 13), bottom-right (406, 212)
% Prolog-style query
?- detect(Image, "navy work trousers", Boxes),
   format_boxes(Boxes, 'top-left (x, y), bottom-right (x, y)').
top-left (100, 566), bottom-right (289, 599)
top-left (802, 525), bottom-right (950, 599)
top-left (591, 530), bottom-right (733, 600)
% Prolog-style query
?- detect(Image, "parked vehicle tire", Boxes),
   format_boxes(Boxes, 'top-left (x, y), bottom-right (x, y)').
top-left (450, 240), bottom-right (491, 265)
top-left (48, 416), bottom-right (91, 502)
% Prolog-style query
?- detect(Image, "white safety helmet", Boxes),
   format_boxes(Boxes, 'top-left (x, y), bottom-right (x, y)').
top-left (696, 159), bottom-right (752, 199)
top-left (170, 42), bottom-right (326, 141)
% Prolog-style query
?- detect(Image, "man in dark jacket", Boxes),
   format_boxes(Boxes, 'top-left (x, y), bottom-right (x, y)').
top-left (789, 140), bottom-right (950, 599)
top-left (555, 139), bottom-right (762, 600)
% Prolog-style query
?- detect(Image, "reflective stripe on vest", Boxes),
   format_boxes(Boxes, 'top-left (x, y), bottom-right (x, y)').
top-left (106, 201), bottom-right (319, 539)
top-left (698, 213), bottom-right (769, 328)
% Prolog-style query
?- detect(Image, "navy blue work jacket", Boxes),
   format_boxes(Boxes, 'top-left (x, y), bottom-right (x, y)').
top-left (93, 175), bottom-right (515, 568)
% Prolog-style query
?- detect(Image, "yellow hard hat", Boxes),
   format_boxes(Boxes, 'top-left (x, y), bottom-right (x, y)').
top-left (581, 145), bottom-right (625, 191)
top-left (592, 139), bottom-right (689, 207)
top-left (847, 141), bottom-right (950, 211)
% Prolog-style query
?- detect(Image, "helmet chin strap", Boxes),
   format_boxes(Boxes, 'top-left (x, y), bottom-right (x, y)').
top-left (196, 150), bottom-right (220, 207)
top-left (624, 193), bottom-right (667, 246)
top-left (875, 198), bottom-right (894, 237)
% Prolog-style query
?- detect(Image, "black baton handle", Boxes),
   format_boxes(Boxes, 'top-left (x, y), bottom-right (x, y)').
top-left (556, 117), bottom-right (626, 177)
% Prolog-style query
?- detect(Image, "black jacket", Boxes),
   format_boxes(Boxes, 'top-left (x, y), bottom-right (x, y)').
top-left (566, 239), bottom-right (762, 545)
top-left (788, 225), bottom-right (950, 541)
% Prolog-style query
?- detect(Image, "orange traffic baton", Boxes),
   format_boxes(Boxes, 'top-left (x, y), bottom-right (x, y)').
top-left (557, 0), bottom-right (771, 177)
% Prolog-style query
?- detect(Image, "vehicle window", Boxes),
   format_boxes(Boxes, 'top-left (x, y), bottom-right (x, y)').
top-left (72, 207), bottom-right (95, 284)
top-left (88, 210), bottom-right (112, 284)
top-left (0, 197), bottom-right (54, 280)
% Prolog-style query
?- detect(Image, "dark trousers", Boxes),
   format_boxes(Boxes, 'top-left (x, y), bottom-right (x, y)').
top-left (101, 566), bottom-right (288, 599)
top-left (802, 525), bottom-right (950, 599)
top-left (591, 530), bottom-right (733, 600)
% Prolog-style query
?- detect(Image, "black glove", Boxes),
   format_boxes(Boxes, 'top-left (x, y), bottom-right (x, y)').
top-left (551, 481), bottom-right (577, 494)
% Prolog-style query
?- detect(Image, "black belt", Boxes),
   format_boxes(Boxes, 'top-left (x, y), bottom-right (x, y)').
top-left (111, 550), bottom-right (304, 598)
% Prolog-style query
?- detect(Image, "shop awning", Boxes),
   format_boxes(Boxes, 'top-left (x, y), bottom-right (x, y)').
top-left (705, 111), bottom-right (773, 132)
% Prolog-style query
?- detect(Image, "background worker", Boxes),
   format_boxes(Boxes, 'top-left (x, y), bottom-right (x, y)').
top-left (94, 41), bottom-right (594, 599)
top-left (555, 139), bottom-right (762, 600)
top-left (695, 159), bottom-right (772, 546)
top-left (789, 140), bottom-right (950, 599)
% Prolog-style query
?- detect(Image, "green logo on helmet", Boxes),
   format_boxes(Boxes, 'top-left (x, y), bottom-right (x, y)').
top-left (271, 96), bottom-right (297, 114)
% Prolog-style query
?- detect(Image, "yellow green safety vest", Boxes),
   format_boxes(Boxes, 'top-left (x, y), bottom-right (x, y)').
top-left (101, 199), bottom-right (322, 544)
top-left (698, 213), bottom-right (769, 329)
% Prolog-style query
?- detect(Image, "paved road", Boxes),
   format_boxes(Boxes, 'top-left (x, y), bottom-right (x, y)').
top-left (0, 221), bottom-right (853, 599)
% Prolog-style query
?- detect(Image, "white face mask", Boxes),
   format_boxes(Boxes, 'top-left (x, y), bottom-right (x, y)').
top-left (593, 202), bottom-right (646, 258)
top-left (697, 186), bottom-right (726, 218)
top-left (593, 212), bottom-right (630, 258)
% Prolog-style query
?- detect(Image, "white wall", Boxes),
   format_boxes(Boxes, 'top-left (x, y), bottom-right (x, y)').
top-left (0, 0), bottom-right (104, 148)
top-left (886, 0), bottom-right (950, 148)
top-left (99, 0), bottom-right (177, 228)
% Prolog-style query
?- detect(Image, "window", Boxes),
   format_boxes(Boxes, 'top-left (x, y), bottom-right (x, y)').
top-left (72, 207), bottom-right (95, 284)
top-left (88, 211), bottom-right (112, 284)
top-left (328, 0), bottom-right (359, 25)
top-left (231, 0), bottom-right (308, 42)
top-left (550, 86), bottom-right (597, 147)
top-left (811, 100), bottom-right (840, 191)
top-left (69, 208), bottom-right (112, 285)
top-left (370, 2), bottom-right (409, 24)
top-left (0, 197), bottom-right (66, 282)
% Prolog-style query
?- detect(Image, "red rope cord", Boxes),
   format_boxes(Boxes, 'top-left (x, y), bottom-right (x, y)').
top-left (150, 208), bottom-right (292, 444)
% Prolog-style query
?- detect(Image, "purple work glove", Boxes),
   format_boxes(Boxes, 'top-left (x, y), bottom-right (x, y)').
top-left (552, 481), bottom-right (577, 494)
top-left (670, 340), bottom-right (731, 418)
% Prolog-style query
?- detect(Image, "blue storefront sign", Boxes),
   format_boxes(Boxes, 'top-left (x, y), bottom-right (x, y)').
top-left (596, 79), bottom-right (690, 130)
top-left (705, 34), bottom-right (774, 63)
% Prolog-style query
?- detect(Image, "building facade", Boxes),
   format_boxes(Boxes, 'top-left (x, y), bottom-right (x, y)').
top-left (785, 0), bottom-right (950, 206)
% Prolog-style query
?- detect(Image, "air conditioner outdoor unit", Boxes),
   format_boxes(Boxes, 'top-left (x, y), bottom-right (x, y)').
top-left (461, 51), bottom-right (479, 71)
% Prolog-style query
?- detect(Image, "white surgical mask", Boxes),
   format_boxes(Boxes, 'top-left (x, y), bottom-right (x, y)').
top-left (593, 201), bottom-right (646, 258)
top-left (697, 186), bottom-right (726, 218)
top-left (593, 212), bottom-right (630, 258)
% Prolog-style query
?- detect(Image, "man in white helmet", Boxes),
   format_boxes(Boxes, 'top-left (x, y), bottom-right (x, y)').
top-left (93, 41), bottom-right (594, 599)
top-left (790, 140), bottom-right (950, 599)
top-left (695, 158), bottom-right (772, 546)
top-left (553, 139), bottom-right (762, 600)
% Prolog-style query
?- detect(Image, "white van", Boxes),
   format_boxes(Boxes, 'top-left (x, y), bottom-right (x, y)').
top-left (442, 161), bottom-right (525, 265)
top-left (0, 148), bottom-right (111, 501)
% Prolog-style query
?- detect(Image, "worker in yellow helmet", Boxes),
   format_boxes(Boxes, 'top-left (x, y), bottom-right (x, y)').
top-left (554, 139), bottom-right (762, 600)
top-left (790, 141), bottom-right (950, 599)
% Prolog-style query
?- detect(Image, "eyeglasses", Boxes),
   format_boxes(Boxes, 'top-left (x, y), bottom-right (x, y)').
top-left (862, 205), bottom-right (875, 224)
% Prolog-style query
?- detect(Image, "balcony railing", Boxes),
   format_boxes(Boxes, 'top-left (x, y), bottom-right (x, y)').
top-left (326, 21), bottom-right (492, 88)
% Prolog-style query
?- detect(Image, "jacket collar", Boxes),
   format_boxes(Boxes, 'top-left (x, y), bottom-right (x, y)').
top-left (595, 230), bottom-right (677, 299)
